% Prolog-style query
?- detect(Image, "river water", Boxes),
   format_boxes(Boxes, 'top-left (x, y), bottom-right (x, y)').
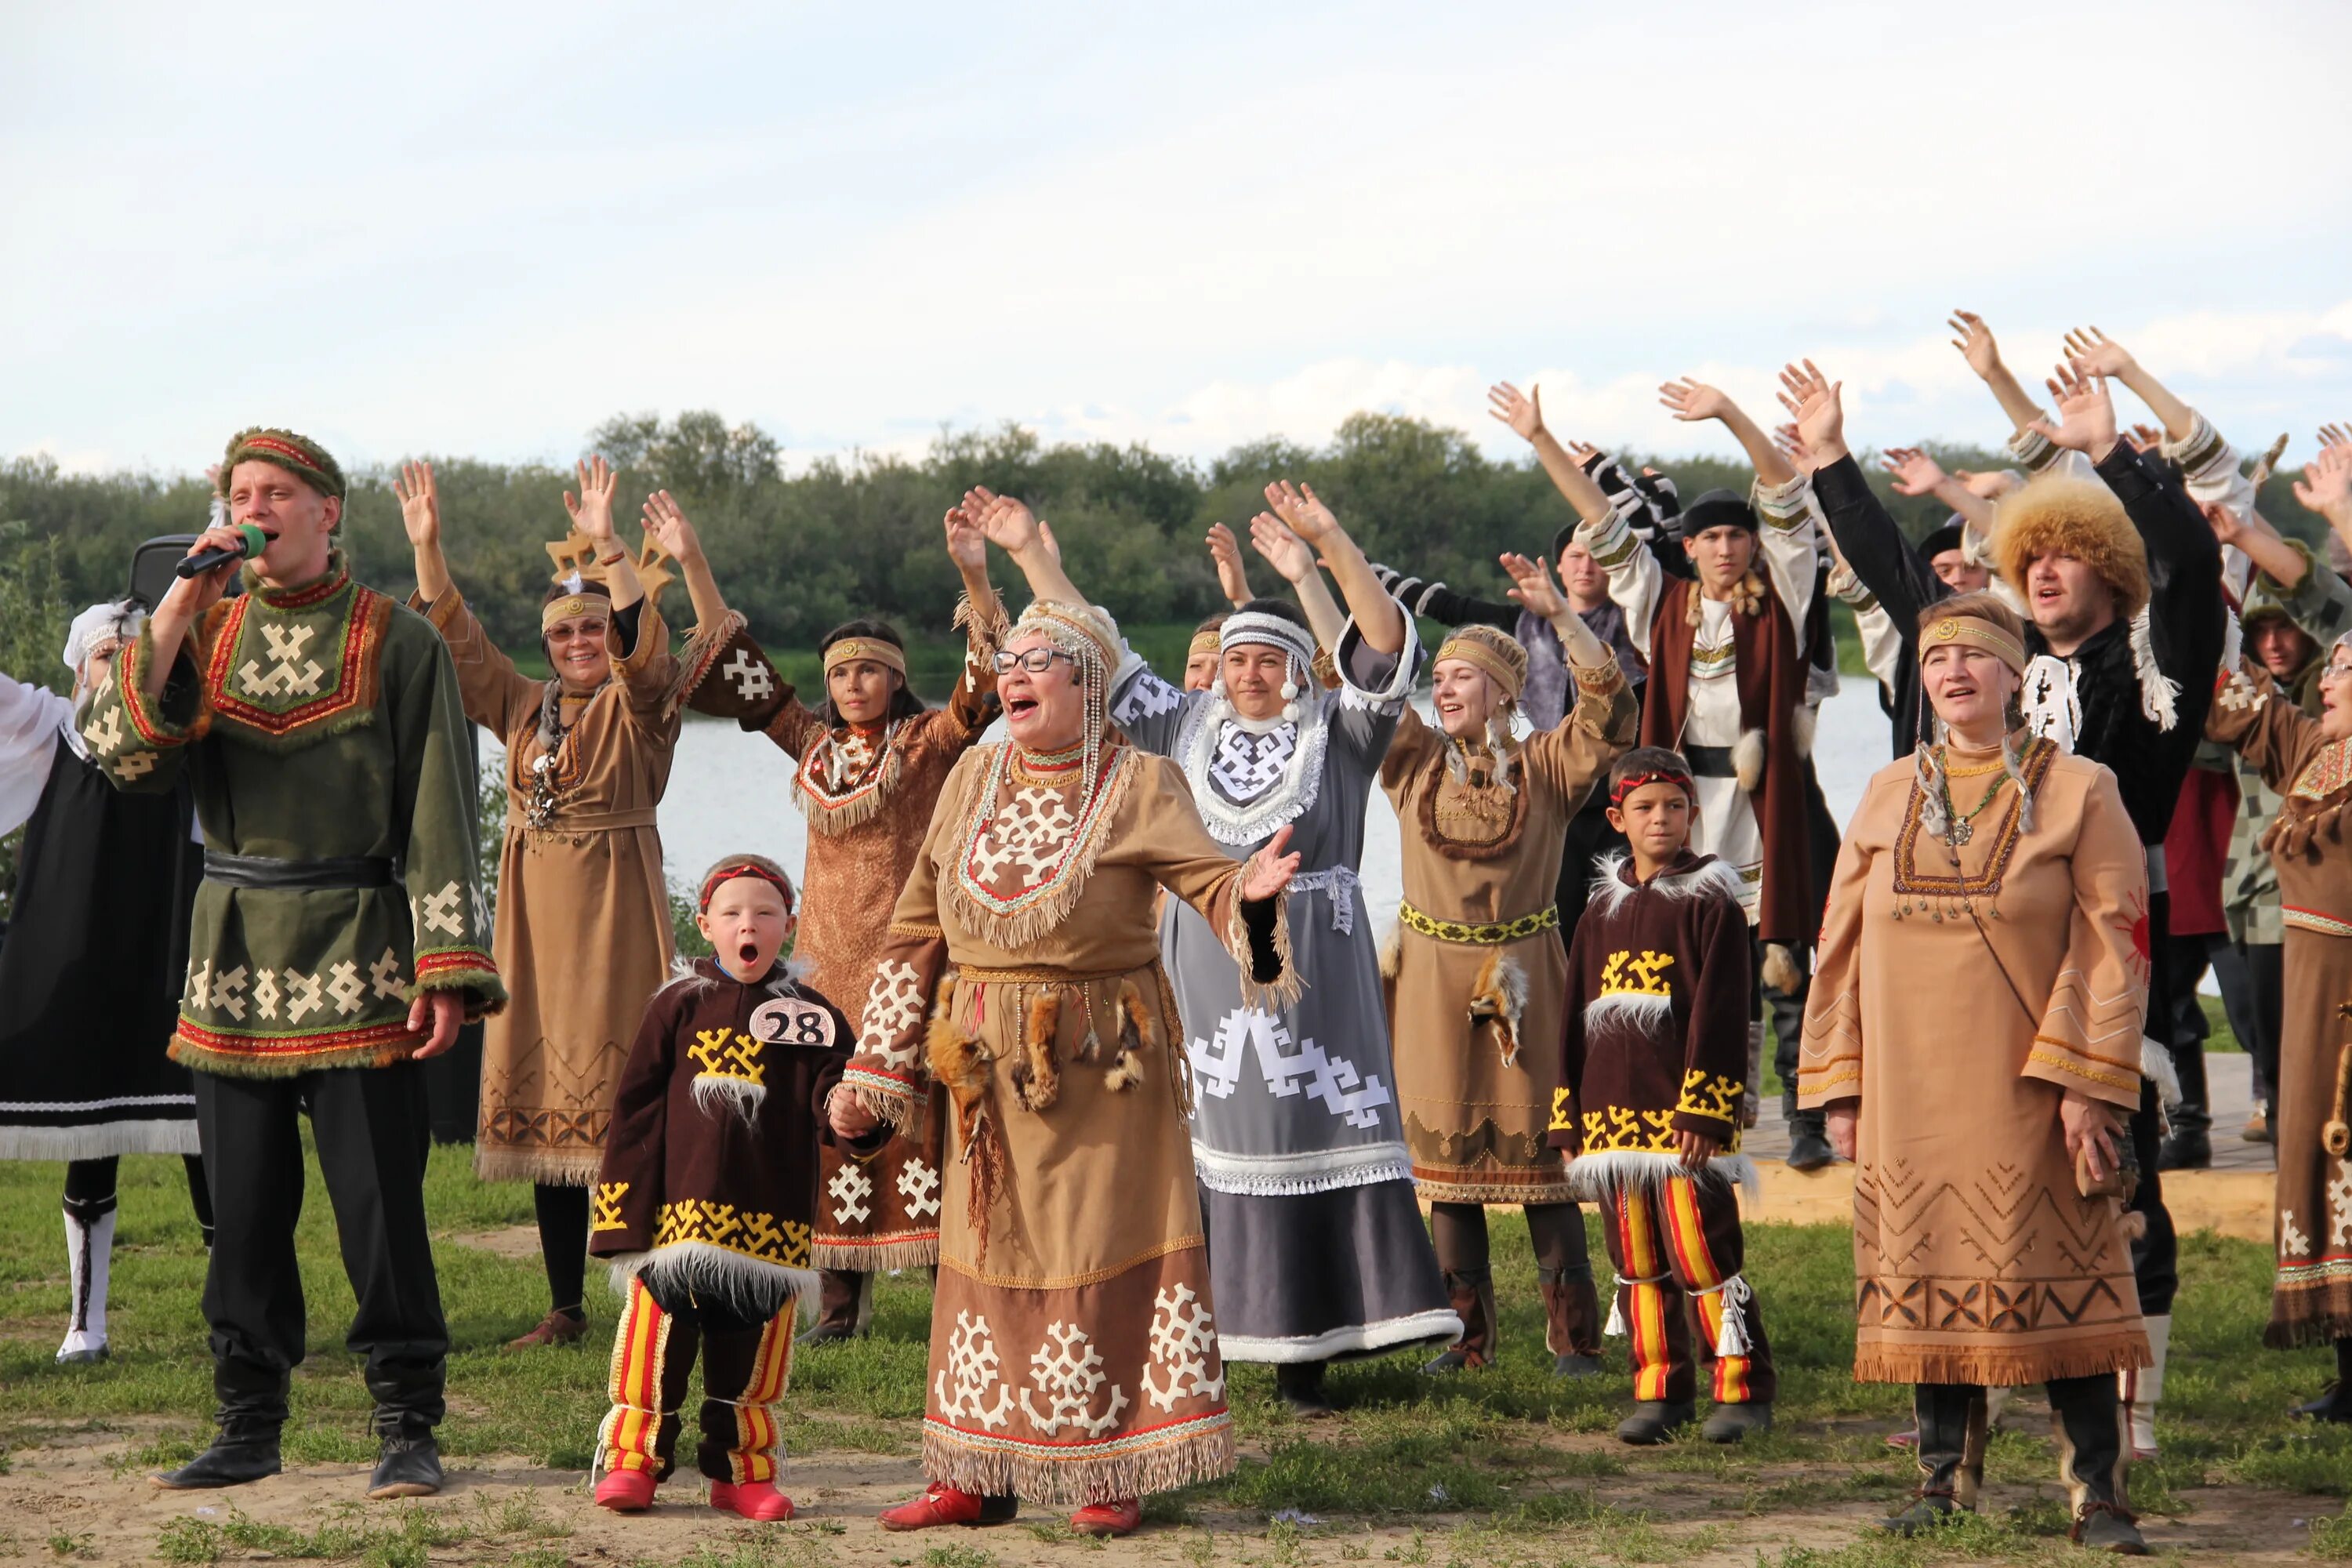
top-left (486, 680), bottom-right (1899, 916)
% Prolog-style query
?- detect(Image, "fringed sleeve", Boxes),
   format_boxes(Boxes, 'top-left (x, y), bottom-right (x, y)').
top-left (839, 756), bottom-right (962, 1130)
top-left (1136, 755), bottom-right (1301, 1013)
top-left (82, 619), bottom-right (208, 794)
top-left (2020, 766), bottom-right (2150, 1111)
top-left (2206, 660), bottom-right (2326, 797)
top-left (1520, 658), bottom-right (1639, 805)
top-left (1796, 782), bottom-right (1885, 1110)
top-left (946, 586), bottom-right (1011, 740)
top-left (390, 619), bottom-right (505, 1019)
top-left (411, 586), bottom-right (543, 742)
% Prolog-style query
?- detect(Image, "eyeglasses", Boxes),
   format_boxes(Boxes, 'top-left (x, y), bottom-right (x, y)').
top-left (993, 648), bottom-right (1077, 675)
top-left (2326, 660), bottom-right (2352, 681)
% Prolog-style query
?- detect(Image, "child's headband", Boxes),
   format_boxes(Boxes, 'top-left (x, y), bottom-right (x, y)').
top-left (698, 862), bottom-right (797, 914)
top-left (1610, 768), bottom-right (1696, 809)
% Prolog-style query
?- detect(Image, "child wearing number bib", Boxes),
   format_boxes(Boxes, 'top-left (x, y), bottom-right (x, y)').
top-left (587, 856), bottom-right (880, 1521)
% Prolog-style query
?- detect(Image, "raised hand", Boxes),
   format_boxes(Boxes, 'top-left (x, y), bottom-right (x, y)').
top-left (1486, 382), bottom-right (1545, 444)
top-left (1240, 822), bottom-right (1302, 902)
top-left (2321, 423), bottom-right (2350, 451)
top-left (1565, 438), bottom-right (1602, 468)
top-left (2199, 499), bottom-right (2249, 546)
top-left (1245, 514), bottom-right (1316, 585)
top-left (943, 503), bottom-right (988, 572)
top-left (963, 486), bottom-right (1040, 555)
top-left (394, 461), bottom-right (441, 549)
top-left (1036, 517), bottom-right (1063, 564)
top-left (564, 456), bottom-right (620, 543)
top-left (1500, 551), bottom-right (1563, 619)
top-left (1881, 446), bottom-right (1947, 497)
top-left (2027, 361), bottom-right (2120, 457)
top-left (1207, 521), bottom-right (1255, 602)
top-left (1947, 310), bottom-right (2003, 379)
top-left (2128, 422), bottom-right (2166, 454)
top-left (1773, 423), bottom-right (1816, 476)
top-left (1775, 359), bottom-right (1843, 456)
top-left (2061, 325), bottom-right (2138, 382)
top-left (1658, 376), bottom-right (1734, 424)
top-left (2296, 445), bottom-right (2352, 516)
top-left (641, 490), bottom-right (706, 565)
top-left (1264, 479), bottom-right (1341, 546)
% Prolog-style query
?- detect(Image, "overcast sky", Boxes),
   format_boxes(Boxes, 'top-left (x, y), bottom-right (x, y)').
top-left (7, 1), bottom-right (2350, 481)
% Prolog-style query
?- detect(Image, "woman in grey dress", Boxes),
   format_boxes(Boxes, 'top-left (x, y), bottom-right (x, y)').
top-left (1104, 483), bottom-right (1459, 1414)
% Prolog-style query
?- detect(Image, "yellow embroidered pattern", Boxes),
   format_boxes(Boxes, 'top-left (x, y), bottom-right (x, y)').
top-left (1581, 1105), bottom-right (1679, 1153)
top-left (652, 1200), bottom-right (812, 1268)
top-left (1599, 949), bottom-right (1675, 999)
top-left (1399, 900), bottom-right (1559, 946)
top-left (1799, 1062), bottom-right (1862, 1094)
top-left (590, 1181), bottom-right (630, 1232)
top-left (1548, 1087), bottom-right (1575, 1134)
top-left (2026, 1043), bottom-right (2139, 1093)
top-left (687, 1027), bottom-right (767, 1085)
top-left (1675, 1069), bottom-right (1744, 1123)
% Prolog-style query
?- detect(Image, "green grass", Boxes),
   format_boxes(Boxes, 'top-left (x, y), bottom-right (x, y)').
top-left (0, 1146), bottom-right (2330, 1564)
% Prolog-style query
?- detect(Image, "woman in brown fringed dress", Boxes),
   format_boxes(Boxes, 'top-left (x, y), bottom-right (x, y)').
top-left (403, 460), bottom-right (724, 1347)
top-left (1799, 593), bottom-right (2150, 1552)
top-left (2204, 643), bottom-right (2352, 1408)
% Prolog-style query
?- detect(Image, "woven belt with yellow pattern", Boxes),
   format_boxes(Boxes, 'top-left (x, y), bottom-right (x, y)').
top-left (1397, 900), bottom-right (1559, 945)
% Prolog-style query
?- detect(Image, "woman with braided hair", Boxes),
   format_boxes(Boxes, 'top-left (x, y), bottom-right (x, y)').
top-left (1381, 551), bottom-right (1638, 1378)
top-left (402, 457), bottom-right (724, 1348)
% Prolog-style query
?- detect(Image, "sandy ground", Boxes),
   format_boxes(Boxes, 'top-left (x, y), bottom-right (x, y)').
top-left (0, 1418), bottom-right (2328, 1567)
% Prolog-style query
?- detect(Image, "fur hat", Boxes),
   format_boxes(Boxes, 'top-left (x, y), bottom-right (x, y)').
top-left (216, 428), bottom-right (346, 502)
top-left (1991, 472), bottom-right (2149, 617)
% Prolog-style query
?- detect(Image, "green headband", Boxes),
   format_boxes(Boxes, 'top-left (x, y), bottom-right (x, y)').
top-left (218, 427), bottom-right (346, 501)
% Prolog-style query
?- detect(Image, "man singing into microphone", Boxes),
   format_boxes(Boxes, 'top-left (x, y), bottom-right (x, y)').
top-left (83, 427), bottom-right (503, 1498)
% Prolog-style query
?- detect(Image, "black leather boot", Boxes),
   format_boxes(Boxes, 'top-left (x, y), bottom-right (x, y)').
top-left (369, 1425), bottom-right (445, 1499)
top-left (1879, 1384), bottom-right (1984, 1534)
top-left (1275, 1359), bottom-right (1335, 1417)
top-left (2048, 1374), bottom-right (2145, 1555)
top-left (151, 1419), bottom-right (283, 1490)
top-left (1784, 1109), bottom-right (1835, 1172)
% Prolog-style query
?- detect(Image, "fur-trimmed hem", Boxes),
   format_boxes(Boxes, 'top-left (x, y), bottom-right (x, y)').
top-left (170, 1033), bottom-right (419, 1078)
top-left (1410, 1171), bottom-right (1574, 1205)
top-left (922, 1410), bottom-right (1234, 1507)
top-left (812, 1235), bottom-right (940, 1272)
top-left (474, 1146), bottom-right (606, 1186)
top-left (1568, 1149), bottom-right (1758, 1205)
top-left (411, 951), bottom-right (507, 1018)
top-left (604, 1242), bottom-right (818, 1325)
top-left (1218, 1308), bottom-right (1465, 1365)
top-left (1853, 1333), bottom-right (2150, 1387)
top-left (0, 1119), bottom-right (201, 1160)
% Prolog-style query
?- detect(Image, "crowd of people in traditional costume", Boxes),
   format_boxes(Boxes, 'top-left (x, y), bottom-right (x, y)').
top-left (7, 310), bottom-right (2352, 1553)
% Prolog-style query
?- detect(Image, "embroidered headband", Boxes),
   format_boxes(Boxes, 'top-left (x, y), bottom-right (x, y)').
top-left (823, 637), bottom-right (908, 680)
top-left (699, 861), bottom-right (797, 913)
top-left (1435, 625), bottom-right (1529, 701)
top-left (1218, 609), bottom-right (1316, 670)
top-left (1919, 612), bottom-right (2027, 674)
top-left (217, 427), bottom-right (347, 501)
top-left (1188, 628), bottom-right (1223, 659)
top-left (541, 594), bottom-right (610, 632)
top-left (1610, 768), bottom-right (1696, 808)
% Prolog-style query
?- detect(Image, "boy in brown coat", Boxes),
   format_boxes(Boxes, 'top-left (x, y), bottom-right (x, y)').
top-left (1552, 748), bottom-right (1774, 1445)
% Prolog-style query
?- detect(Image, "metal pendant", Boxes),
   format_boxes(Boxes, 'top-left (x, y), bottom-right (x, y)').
top-left (1945, 819), bottom-right (1974, 848)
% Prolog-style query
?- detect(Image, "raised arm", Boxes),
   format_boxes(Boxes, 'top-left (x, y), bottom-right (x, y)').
top-left (2201, 500), bottom-right (2307, 593)
top-left (1882, 447), bottom-right (1997, 534)
top-left (2295, 441), bottom-right (2352, 561)
top-left (2062, 326), bottom-right (2194, 443)
top-left (1207, 522), bottom-right (1257, 610)
top-left (1263, 479), bottom-right (1403, 655)
top-left (1365, 561), bottom-right (1516, 631)
top-left (1660, 375), bottom-right (1798, 489)
top-left (1243, 510), bottom-right (1347, 652)
top-left (968, 486), bottom-right (1082, 608)
top-left (939, 502), bottom-right (1008, 736)
top-left (397, 460), bottom-right (543, 739)
top-left (1949, 310), bottom-right (2048, 437)
top-left (641, 489), bottom-right (728, 635)
top-left (1489, 381), bottom-right (1614, 524)
top-left (565, 458), bottom-right (644, 614)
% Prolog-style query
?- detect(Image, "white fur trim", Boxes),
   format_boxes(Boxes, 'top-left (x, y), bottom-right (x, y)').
top-left (1567, 1149), bottom-right (1759, 1205)
top-left (1587, 851), bottom-right (1747, 922)
top-left (0, 1118), bottom-right (201, 1161)
top-left (2140, 1035), bottom-right (2182, 1108)
top-left (604, 1242), bottom-right (819, 1325)
top-left (691, 1073), bottom-right (768, 1126)
top-left (2129, 604), bottom-right (2181, 732)
top-left (1792, 702), bottom-right (1819, 758)
top-left (1192, 1142), bottom-right (1414, 1197)
top-left (1217, 1308), bottom-right (1464, 1364)
top-left (1733, 728), bottom-right (1766, 793)
top-left (1583, 990), bottom-right (1675, 1033)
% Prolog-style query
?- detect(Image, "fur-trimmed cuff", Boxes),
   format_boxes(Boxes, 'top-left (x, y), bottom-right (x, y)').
top-left (1229, 888), bottom-right (1301, 1014)
top-left (411, 947), bottom-right (506, 1019)
top-left (112, 620), bottom-right (208, 750)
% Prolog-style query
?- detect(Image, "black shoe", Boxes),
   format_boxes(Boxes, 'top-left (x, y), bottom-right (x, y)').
top-left (1878, 1490), bottom-right (1967, 1536)
top-left (1701, 1401), bottom-right (1773, 1443)
top-left (1552, 1353), bottom-right (1603, 1379)
top-left (2157, 1130), bottom-right (2210, 1171)
top-left (1275, 1362), bottom-right (1335, 1418)
top-left (151, 1429), bottom-right (282, 1490)
top-left (2295, 1381), bottom-right (2352, 1422)
top-left (368, 1432), bottom-right (444, 1499)
top-left (2071, 1501), bottom-right (2148, 1555)
top-left (1785, 1127), bottom-right (1835, 1172)
top-left (1614, 1400), bottom-right (1694, 1445)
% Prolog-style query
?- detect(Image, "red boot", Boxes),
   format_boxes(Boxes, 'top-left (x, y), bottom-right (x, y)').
top-left (594, 1468), bottom-right (657, 1513)
top-left (710, 1479), bottom-right (794, 1521)
top-left (879, 1483), bottom-right (1018, 1531)
top-left (1069, 1498), bottom-right (1142, 1537)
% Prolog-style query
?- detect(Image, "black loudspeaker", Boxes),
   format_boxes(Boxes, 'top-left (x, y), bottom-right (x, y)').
top-left (128, 535), bottom-right (200, 610)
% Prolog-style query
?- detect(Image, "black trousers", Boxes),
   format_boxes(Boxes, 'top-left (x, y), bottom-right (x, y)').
top-left (1768, 760), bottom-right (1842, 1117)
top-left (2212, 938), bottom-right (2282, 1110)
top-left (194, 1063), bottom-right (447, 1434)
top-left (2127, 887), bottom-right (2180, 1318)
top-left (2156, 931), bottom-right (2216, 1134)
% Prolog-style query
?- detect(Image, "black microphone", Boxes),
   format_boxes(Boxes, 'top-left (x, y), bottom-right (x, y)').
top-left (176, 524), bottom-right (271, 579)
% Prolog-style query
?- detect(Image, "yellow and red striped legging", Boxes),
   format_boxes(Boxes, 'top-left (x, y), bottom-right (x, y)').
top-left (597, 1276), bottom-right (796, 1484)
top-left (1602, 1174), bottom-right (1776, 1406)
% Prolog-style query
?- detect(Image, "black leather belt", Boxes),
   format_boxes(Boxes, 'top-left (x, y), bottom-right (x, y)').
top-left (203, 851), bottom-right (396, 890)
top-left (1683, 744), bottom-right (1737, 778)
